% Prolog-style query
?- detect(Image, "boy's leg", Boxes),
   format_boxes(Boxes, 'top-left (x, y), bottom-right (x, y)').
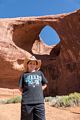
top-left (33, 103), bottom-right (46, 120)
top-left (21, 104), bottom-right (33, 120)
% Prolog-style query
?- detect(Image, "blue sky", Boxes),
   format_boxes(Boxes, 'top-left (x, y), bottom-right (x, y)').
top-left (0, 0), bottom-right (80, 18)
top-left (0, 0), bottom-right (80, 45)
top-left (39, 26), bottom-right (61, 45)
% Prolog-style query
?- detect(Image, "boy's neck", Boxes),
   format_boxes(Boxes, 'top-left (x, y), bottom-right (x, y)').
top-left (31, 70), bottom-right (36, 72)
top-left (28, 70), bottom-right (36, 73)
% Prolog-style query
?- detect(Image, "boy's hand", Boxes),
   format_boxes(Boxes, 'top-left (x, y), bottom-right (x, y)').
top-left (42, 84), bottom-right (47, 90)
top-left (19, 88), bottom-right (23, 93)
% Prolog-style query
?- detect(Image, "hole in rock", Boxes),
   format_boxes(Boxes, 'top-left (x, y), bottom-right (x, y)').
top-left (39, 25), bottom-right (60, 46)
top-left (32, 25), bottom-right (61, 55)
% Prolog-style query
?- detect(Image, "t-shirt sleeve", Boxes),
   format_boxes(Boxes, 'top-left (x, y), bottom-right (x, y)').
top-left (41, 71), bottom-right (48, 85)
top-left (19, 73), bottom-right (24, 88)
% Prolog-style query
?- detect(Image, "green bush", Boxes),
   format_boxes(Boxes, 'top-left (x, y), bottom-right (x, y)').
top-left (45, 96), bottom-right (53, 102)
top-left (0, 99), bottom-right (7, 104)
top-left (45, 92), bottom-right (80, 108)
top-left (0, 92), bottom-right (80, 107)
top-left (0, 96), bottom-right (22, 104)
top-left (6, 96), bottom-right (21, 104)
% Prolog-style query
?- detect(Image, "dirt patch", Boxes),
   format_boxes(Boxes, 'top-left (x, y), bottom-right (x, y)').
top-left (0, 102), bottom-right (80, 120)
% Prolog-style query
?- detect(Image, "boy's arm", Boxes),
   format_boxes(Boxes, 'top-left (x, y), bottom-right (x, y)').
top-left (41, 71), bottom-right (48, 90)
top-left (18, 73), bottom-right (24, 93)
top-left (42, 84), bottom-right (47, 90)
top-left (19, 87), bottom-right (23, 93)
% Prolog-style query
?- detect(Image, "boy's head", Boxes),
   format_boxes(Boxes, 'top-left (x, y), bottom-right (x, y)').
top-left (24, 56), bottom-right (41, 72)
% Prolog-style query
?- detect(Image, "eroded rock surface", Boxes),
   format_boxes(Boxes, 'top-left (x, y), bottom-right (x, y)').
top-left (0, 9), bottom-right (80, 96)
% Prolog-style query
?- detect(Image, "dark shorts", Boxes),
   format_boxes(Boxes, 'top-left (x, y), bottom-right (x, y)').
top-left (21, 103), bottom-right (46, 120)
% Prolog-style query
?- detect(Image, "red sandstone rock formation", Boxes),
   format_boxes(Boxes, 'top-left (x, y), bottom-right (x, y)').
top-left (0, 9), bottom-right (80, 96)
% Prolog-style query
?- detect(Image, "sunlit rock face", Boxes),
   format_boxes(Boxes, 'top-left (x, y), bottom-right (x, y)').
top-left (0, 9), bottom-right (80, 96)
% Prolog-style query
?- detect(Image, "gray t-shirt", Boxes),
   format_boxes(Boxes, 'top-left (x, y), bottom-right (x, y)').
top-left (19, 70), bottom-right (48, 104)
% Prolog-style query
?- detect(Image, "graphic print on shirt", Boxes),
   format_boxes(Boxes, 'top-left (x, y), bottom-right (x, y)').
top-left (25, 74), bottom-right (42, 87)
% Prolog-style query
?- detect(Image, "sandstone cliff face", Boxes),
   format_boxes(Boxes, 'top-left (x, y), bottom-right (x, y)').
top-left (0, 9), bottom-right (80, 96)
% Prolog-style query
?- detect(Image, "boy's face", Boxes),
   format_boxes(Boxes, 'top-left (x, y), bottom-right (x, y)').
top-left (27, 61), bottom-right (37, 72)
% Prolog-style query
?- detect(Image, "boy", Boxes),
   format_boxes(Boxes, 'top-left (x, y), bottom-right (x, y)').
top-left (19, 56), bottom-right (48, 120)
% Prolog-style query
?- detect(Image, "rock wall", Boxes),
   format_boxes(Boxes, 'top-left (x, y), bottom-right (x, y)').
top-left (0, 9), bottom-right (80, 96)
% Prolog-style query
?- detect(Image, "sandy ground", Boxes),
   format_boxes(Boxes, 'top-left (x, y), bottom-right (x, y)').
top-left (0, 102), bottom-right (80, 120)
top-left (0, 88), bottom-right (80, 120)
